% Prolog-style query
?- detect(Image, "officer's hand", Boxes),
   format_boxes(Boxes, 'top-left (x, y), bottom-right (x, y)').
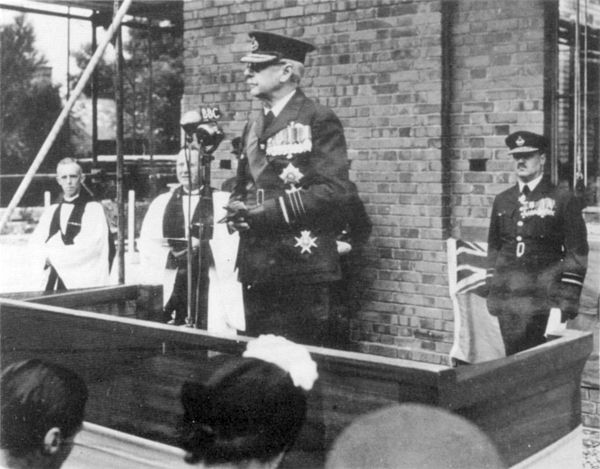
top-left (224, 200), bottom-right (248, 218)
top-left (336, 240), bottom-right (352, 255)
top-left (559, 301), bottom-right (578, 322)
top-left (223, 201), bottom-right (250, 232)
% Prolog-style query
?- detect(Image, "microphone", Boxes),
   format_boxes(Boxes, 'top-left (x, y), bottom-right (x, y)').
top-left (180, 107), bottom-right (224, 154)
top-left (181, 107), bottom-right (222, 130)
top-left (199, 107), bottom-right (221, 122)
top-left (180, 110), bottom-right (202, 137)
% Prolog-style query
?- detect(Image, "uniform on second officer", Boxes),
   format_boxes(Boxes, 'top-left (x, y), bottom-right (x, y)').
top-left (486, 131), bottom-right (588, 355)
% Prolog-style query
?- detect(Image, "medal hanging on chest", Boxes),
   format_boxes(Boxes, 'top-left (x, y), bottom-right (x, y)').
top-left (266, 122), bottom-right (312, 158)
top-left (519, 197), bottom-right (556, 219)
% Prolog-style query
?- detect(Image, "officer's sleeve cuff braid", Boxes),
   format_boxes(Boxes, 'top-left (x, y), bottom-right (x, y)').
top-left (282, 187), bottom-right (306, 224)
top-left (278, 197), bottom-right (290, 225)
top-left (561, 272), bottom-right (585, 287)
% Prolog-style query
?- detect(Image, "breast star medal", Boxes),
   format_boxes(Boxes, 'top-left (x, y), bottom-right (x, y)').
top-left (279, 163), bottom-right (304, 185)
top-left (294, 230), bottom-right (318, 254)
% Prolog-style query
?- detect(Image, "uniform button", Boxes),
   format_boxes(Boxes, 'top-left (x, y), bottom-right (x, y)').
top-left (517, 221), bottom-right (523, 226)
top-left (516, 236), bottom-right (523, 241)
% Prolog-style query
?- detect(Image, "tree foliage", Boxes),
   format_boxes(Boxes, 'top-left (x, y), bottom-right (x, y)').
top-left (72, 44), bottom-right (114, 99)
top-left (0, 15), bottom-right (71, 174)
top-left (72, 22), bottom-right (183, 154)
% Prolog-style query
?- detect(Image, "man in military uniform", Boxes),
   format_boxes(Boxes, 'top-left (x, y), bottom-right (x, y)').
top-left (225, 31), bottom-right (356, 347)
top-left (486, 130), bottom-right (588, 355)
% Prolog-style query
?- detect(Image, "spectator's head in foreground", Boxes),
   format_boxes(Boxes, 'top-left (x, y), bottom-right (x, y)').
top-left (326, 403), bottom-right (506, 469)
top-left (0, 359), bottom-right (88, 469)
top-left (178, 335), bottom-right (318, 468)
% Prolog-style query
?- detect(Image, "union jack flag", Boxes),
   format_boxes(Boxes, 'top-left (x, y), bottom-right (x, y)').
top-left (447, 238), bottom-right (505, 363)
top-left (448, 239), bottom-right (488, 296)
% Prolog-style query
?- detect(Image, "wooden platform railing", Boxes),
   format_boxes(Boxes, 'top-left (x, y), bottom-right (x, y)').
top-left (0, 294), bottom-right (593, 468)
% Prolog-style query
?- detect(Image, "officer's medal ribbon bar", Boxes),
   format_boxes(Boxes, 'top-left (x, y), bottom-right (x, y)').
top-left (266, 122), bottom-right (312, 158)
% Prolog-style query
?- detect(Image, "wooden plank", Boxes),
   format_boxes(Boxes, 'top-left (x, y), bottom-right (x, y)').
top-left (435, 330), bottom-right (592, 466)
top-left (0, 297), bottom-right (444, 468)
top-left (0, 297), bottom-right (444, 378)
top-left (25, 285), bottom-right (141, 306)
top-left (17, 284), bottom-right (164, 321)
top-left (0, 297), bottom-right (592, 468)
top-left (437, 329), bottom-right (593, 407)
top-left (569, 313), bottom-right (599, 389)
top-left (65, 422), bottom-right (189, 469)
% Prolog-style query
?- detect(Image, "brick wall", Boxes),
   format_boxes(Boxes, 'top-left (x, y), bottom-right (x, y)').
top-left (181, 0), bottom-right (553, 365)
top-left (447, 0), bottom-right (547, 242)
top-left (183, 0), bottom-right (451, 363)
top-left (582, 385), bottom-right (600, 445)
top-left (181, 0), bottom-right (599, 448)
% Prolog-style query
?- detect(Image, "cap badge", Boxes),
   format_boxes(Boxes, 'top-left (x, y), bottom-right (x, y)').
top-left (516, 136), bottom-right (525, 147)
top-left (294, 230), bottom-right (318, 254)
top-left (250, 37), bottom-right (259, 51)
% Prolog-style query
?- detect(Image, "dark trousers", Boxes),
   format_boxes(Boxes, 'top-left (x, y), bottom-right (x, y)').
top-left (164, 253), bottom-right (209, 327)
top-left (164, 266), bottom-right (197, 324)
top-left (243, 282), bottom-right (347, 348)
top-left (495, 308), bottom-right (549, 355)
top-left (45, 265), bottom-right (66, 292)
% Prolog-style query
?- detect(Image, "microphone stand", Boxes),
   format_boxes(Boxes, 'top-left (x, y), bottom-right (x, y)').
top-left (183, 137), bottom-right (195, 328)
top-left (194, 141), bottom-right (212, 329)
top-left (179, 110), bottom-right (222, 329)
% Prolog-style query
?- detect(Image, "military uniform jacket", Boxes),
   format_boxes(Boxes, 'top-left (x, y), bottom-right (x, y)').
top-left (232, 89), bottom-right (353, 285)
top-left (486, 177), bottom-right (588, 316)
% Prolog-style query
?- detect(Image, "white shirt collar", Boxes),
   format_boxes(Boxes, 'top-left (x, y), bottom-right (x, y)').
top-left (264, 89), bottom-right (296, 117)
top-left (63, 193), bottom-right (80, 203)
top-left (182, 186), bottom-right (202, 195)
top-left (518, 174), bottom-right (543, 193)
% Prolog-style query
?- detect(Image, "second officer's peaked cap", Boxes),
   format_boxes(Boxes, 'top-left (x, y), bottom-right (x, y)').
top-left (241, 31), bottom-right (315, 64)
top-left (505, 130), bottom-right (549, 155)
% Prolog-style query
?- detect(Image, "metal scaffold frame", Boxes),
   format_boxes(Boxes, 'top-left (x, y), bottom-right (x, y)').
top-left (0, 0), bottom-right (179, 283)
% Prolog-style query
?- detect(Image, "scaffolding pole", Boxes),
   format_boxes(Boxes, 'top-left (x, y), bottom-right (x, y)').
top-left (92, 18), bottom-right (98, 165)
top-left (146, 22), bottom-right (157, 198)
top-left (574, 0), bottom-right (583, 190)
top-left (114, 0), bottom-right (126, 284)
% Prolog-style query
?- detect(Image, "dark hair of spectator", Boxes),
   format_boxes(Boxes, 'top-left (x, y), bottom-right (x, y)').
top-left (0, 359), bottom-right (88, 458)
top-left (178, 355), bottom-right (308, 465)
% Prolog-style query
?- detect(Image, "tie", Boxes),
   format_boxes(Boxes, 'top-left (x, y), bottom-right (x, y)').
top-left (521, 185), bottom-right (530, 197)
top-left (263, 111), bottom-right (274, 132)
